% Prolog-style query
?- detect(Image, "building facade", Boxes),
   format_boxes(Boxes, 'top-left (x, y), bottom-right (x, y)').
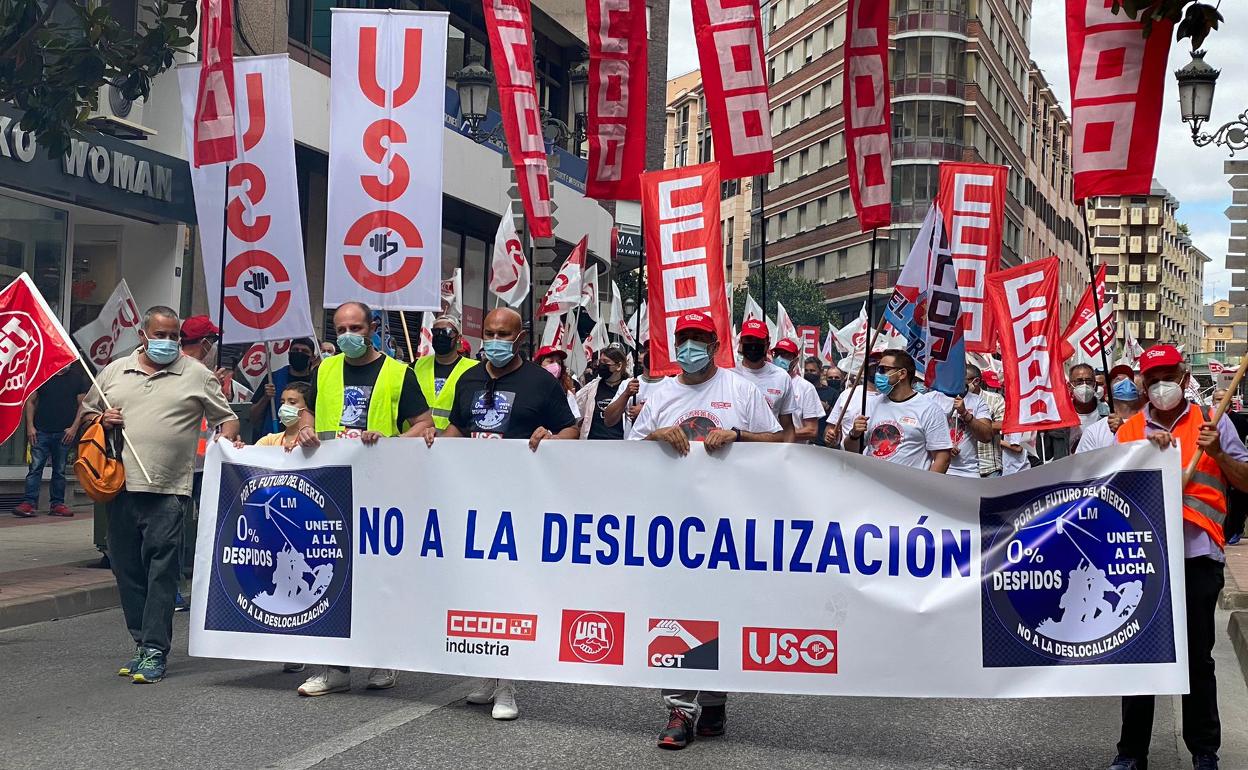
top-left (663, 70), bottom-right (754, 288)
top-left (1202, 299), bottom-right (1247, 359)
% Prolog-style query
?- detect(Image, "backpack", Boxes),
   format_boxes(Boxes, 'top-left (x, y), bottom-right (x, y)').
top-left (75, 417), bottom-right (125, 502)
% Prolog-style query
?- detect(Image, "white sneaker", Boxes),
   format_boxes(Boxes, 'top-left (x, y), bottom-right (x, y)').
top-left (491, 680), bottom-right (519, 720)
top-left (297, 667), bottom-right (351, 696)
top-left (366, 668), bottom-right (398, 689)
top-left (466, 678), bottom-right (497, 704)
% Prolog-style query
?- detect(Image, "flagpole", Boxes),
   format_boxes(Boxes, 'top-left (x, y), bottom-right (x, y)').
top-left (758, 174), bottom-right (768, 308)
top-left (861, 227), bottom-right (880, 422)
top-left (634, 257), bottom-right (644, 355)
top-left (1080, 203), bottom-right (1114, 410)
top-left (398, 310), bottom-right (416, 362)
top-left (77, 359), bottom-right (153, 484)
top-left (834, 314), bottom-right (887, 445)
top-left (265, 340), bottom-right (277, 430)
top-left (216, 162), bottom-right (230, 369)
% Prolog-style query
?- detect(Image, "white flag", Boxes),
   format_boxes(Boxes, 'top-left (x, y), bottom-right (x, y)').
top-left (744, 293), bottom-right (764, 323)
top-left (819, 325), bottom-right (837, 366)
top-left (776, 301), bottom-right (798, 344)
top-left (579, 264), bottom-right (600, 321)
top-left (440, 268), bottom-right (462, 319)
top-left (627, 301), bottom-right (649, 345)
top-left (489, 210), bottom-right (529, 307)
top-left (766, 316), bottom-right (778, 346)
top-left (417, 311), bottom-right (435, 358)
top-left (539, 314), bottom-right (565, 350)
top-left (73, 279), bottom-right (142, 371)
top-left (588, 319), bottom-right (610, 354)
top-left (539, 237), bottom-right (587, 316)
top-left (609, 282), bottom-right (636, 349)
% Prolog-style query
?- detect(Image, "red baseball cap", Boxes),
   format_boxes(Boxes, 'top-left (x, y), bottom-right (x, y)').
top-left (1108, 363), bottom-right (1136, 382)
top-left (740, 319), bottom-right (769, 339)
top-left (981, 370), bottom-right (1002, 389)
top-left (458, 339), bottom-right (471, 355)
top-left (674, 311), bottom-right (716, 335)
top-left (773, 338), bottom-right (799, 355)
top-left (180, 315), bottom-right (219, 343)
top-left (534, 345), bottom-right (567, 361)
top-left (1138, 344), bottom-right (1183, 374)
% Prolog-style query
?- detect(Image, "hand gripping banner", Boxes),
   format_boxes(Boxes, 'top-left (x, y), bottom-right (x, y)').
top-left (484, 0), bottom-right (554, 237)
top-left (844, 0), bottom-right (891, 230)
top-left (937, 162), bottom-right (1007, 355)
top-left (987, 257), bottom-right (1080, 434)
top-left (641, 163), bottom-right (734, 375)
top-left (191, 439), bottom-right (1188, 698)
top-left (585, 0), bottom-right (648, 200)
top-left (325, 10), bottom-right (448, 311)
top-left (178, 56), bottom-right (317, 344)
top-left (691, 0), bottom-right (774, 179)
top-left (1066, 0), bottom-right (1173, 201)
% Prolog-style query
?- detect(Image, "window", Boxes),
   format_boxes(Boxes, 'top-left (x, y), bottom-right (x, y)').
top-left (830, 13), bottom-right (845, 48)
top-left (1216, 339), bottom-right (1227, 353)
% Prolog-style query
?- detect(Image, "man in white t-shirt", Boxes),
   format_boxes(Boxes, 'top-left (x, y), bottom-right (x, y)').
top-left (825, 352), bottom-right (882, 449)
top-left (628, 311), bottom-right (780, 750)
top-left (626, 346), bottom-right (668, 425)
top-left (1075, 363), bottom-right (1142, 454)
top-left (844, 349), bottom-right (952, 472)
top-left (925, 381), bottom-right (993, 477)
top-left (772, 340), bottom-right (821, 443)
top-left (733, 319), bottom-right (796, 441)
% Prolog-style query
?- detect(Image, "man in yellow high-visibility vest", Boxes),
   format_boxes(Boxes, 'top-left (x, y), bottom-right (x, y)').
top-left (413, 316), bottom-right (478, 430)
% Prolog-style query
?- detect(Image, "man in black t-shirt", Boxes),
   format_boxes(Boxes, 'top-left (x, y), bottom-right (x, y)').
top-left (575, 344), bottom-right (635, 440)
top-left (249, 337), bottom-right (318, 442)
top-left (15, 365), bottom-right (88, 517)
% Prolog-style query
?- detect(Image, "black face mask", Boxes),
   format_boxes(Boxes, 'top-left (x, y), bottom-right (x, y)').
top-left (596, 363), bottom-right (615, 380)
top-left (431, 333), bottom-right (456, 355)
top-left (804, 372), bottom-right (821, 385)
top-left (742, 342), bottom-right (766, 363)
top-left (289, 351), bottom-right (311, 371)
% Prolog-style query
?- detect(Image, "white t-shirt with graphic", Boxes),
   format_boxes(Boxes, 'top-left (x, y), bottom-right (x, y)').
top-left (831, 387), bottom-right (881, 448)
top-left (925, 391), bottom-right (991, 477)
top-left (734, 363), bottom-right (796, 419)
top-left (790, 374), bottom-right (825, 421)
top-left (628, 368), bottom-right (781, 441)
top-left (862, 393), bottom-right (953, 469)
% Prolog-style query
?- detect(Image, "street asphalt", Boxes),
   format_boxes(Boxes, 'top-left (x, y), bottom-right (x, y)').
top-left (1, 608), bottom-right (1246, 769)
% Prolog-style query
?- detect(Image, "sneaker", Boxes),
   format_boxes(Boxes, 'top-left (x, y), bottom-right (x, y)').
top-left (131, 647), bottom-right (166, 683)
top-left (1228, 534), bottom-right (1242, 546)
top-left (174, 591), bottom-right (189, 613)
top-left (298, 667), bottom-right (351, 696)
top-left (696, 704), bottom-right (726, 737)
top-left (467, 678), bottom-right (497, 705)
top-left (48, 503), bottom-right (73, 517)
top-left (118, 646), bottom-right (142, 677)
top-left (366, 668), bottom-right (397, 690)
top-left (491, 680), bottom-right (519, 720)
top-left (282, 663), bottom-right (306, 673)
top-left (657, 708), bottom-right (696, 750)
top-left (12, 502), bottom-right (35, 518)
top-left (1108, 757), bottom-right (1146, 770)
top-left (1194, 755), bottom-right (1219, 770)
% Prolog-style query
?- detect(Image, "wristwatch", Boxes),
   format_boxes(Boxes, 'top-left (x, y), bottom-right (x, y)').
top-left (732, 427), bottom-right (742, 442)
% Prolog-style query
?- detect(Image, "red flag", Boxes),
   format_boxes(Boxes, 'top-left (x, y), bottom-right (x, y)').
top-left (192, 0), bottom-right (237, 167)
top-left (585, 0), bottom-right (648, 200)
top-left (986, 258), bottom-right (1078, 433)
top-left (1060, 263), bottom-right (1115, 363)
top-left (844, 0), bottom-right (891, 231)
top-left (641, 162), bottom-right (734, 375)
top-left (1066, 0), bottom-right (1173, 201)
top-left (937, 162), bottom-right (1007, 354)
top-left (483, 0), bottom-right (553, 238)
top-left (0, 274), bottom-right (79, 445)
top-left (690, 0), bottom-right (773, 179)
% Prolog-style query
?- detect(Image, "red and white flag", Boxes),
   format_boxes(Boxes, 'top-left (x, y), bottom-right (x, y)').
top-left (585, 0), bottom-right (647, 200)
top-left (937, 162), bottom-right (1007, 354)
top-left (440, 268), bottom-right (462, 318)
top-left (1210, 360), bottom-right (1227, 375)
top-left (489, 211), bottom-right (530, 308)
top-left (1060, 263), bottom-right (1115, 366)
top-left (844, 0), bottom-right (891, 230)
top-left (986, 257), bottom-right (1079, 433)
top-left (72, 279), bottom-right (141, 371)
top-left (179, 56), bottom-right (317, 345)
top-left (819, 325), bottom-right (838, 365)
top-left (775, 301), bottom-right (798, 344)
top-left (587, 318), bottom-right (611, 354)
top-left (325, 11), bottom-right (447, 311)
top-left (417, 311), bottom-right (436, 358)
top-left (743, 292), bottom-right (764, 324)
top-left (1066, 0), bottom-right (1173, 201)
top-left (0, 274), bottom-right (79, 445)
top-left (539, 314), bottom-right (566, 350)
top-left (579, 264), bottom-right (600, 321)
top-left (539, 237), bottom-right (589, 316)
top-left (484, 0), bottom-right (553, 237)
top-left (237, 339), bottom-right (291, 391)
top-left (627, 301), bottom-right (649, 345)
top-left (608, 281), bottom-right (636, 348)
top-left (192, 0), bottom-right (236, 166)
top-left (690, 0), bottom-right (773, 179)
top-left (641, 162), bottom-right (734, 374)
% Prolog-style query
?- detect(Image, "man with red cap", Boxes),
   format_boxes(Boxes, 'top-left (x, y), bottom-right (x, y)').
top-left (734, 319), bottom-right (796, 441)
top-left (1076, 363), bottom-right (1143, 454)
top-left (1108, 344), bottom-right (1248, 770)
top-left (179, 315), bottom-right (251, 403)
top-left (628, 311), bottom-right (781, 749)
top-left (772, 338), bottom-right (820, 443)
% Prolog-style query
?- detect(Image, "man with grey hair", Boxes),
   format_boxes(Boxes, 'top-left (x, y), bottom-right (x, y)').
top-left (83, 306), bottom-right (240, 684)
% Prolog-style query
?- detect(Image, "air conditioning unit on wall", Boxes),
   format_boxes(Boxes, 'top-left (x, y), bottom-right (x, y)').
top-left (87, 83), bottom-right (157, 140)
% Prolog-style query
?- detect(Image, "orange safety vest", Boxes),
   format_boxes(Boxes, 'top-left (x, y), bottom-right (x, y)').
top-left (196, 418), bottom-right (214, 457)
top-left (1117, 403), bottom-right (1228, 549)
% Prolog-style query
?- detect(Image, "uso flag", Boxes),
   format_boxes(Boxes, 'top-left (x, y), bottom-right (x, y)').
top-left (0, 274), bottom-right (79, 445)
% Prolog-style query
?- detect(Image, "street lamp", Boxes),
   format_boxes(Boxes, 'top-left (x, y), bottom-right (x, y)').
top-left (567, 59), bottom-right (589, 151)
top-left (1175, 49), bottom-right (1248, 154)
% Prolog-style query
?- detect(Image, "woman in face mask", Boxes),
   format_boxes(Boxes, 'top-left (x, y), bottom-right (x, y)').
top-left (535, 346), bottom-right (583, 425)
top-left (574, 345), bottom-right (635, 440)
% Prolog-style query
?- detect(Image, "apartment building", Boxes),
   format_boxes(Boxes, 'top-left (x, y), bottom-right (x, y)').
top-left (1202, 299), bottom-right (1248, 360)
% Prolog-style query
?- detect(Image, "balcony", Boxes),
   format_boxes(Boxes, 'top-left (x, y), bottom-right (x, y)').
top-left (892, 138), bottom-right (965, 161)
top-left (894, 8), bottom-right (967, 34)
top-left (892, 76), bottom-right (965, 100)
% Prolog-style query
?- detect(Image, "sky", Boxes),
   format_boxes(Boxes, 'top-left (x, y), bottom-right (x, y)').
top-left (666, 2), bottom-right (1247, 302)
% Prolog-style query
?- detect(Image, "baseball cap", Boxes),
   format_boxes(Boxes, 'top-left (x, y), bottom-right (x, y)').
top-left (433, 315), bottom-right (461, 333)
top-left (981, 370), bottom-right (1002, 389)
top-left (674, 311), bottom-right (716, 335)
top-left (1108, 363), bottom-right (1136, 382)
top-left (740, 319), bottom-right (769, 340)
top-left (773, 338), bottom-right (799, 355)
top-left (534, 345), bottom-right (567, 361)
top-left (458, 339), bottom-right (471, 355)
top-left (180, 315), bottom-right (219, 343)
top-left (1138, 345), bottom-right (1183, 374)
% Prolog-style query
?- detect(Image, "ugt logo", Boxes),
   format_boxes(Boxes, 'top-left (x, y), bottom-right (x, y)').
top-left (558, 609), bottom-right (625, 665)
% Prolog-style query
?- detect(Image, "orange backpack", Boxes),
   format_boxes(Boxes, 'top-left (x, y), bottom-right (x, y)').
top-left (75, 417), bottom-right (125, 502)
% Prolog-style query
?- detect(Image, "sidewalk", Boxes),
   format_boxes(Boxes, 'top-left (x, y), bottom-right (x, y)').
top-left (0, 505), bottom-right (117, 631)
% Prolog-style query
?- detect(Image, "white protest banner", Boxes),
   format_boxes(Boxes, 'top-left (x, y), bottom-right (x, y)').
top-left (325, 10), bottom-right (448, 311)
top-left (192, 440), bottom-right (1186, 698)
top-left (178, 55), bottom-right (316, 345)
top-left (73, 279), bottom-right (141, 370)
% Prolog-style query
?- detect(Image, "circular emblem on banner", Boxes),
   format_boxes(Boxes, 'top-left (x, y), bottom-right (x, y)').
top-left (472, 390), bottom-right (513, 431)
top-left (494, 237), bottom-right (525, 293)
top-left (224, 250), bottom-right (292, 330)
top-left (214, 472), bottom-right (351, 632)
top-left (89, 334), bottom-right (115, 367)
top-left (0, 312), bottom-right (45, 406)
top-left (982, 480), bottom-right (1167, 663)
top-left (343, 211), bottom-right (425, 293)
top-left (240, 344), bottom-right (269, 380)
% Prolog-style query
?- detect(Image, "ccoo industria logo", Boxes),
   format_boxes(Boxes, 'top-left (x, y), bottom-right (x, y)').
top-left (205, 463), bottom-right (353, 637)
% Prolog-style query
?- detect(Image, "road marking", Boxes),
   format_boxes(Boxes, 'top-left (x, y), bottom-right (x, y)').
top-left (264, 678), bottom-right (480, 769)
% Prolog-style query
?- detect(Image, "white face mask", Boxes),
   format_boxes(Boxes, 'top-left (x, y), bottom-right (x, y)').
top-left (1147, 380), bottom-right (1185, 411)
top-left (1072, 384), bottom-right (1097, 404)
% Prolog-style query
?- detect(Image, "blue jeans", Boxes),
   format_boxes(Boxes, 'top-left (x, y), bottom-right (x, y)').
top-left (24, 430), bottom-right (68, 506)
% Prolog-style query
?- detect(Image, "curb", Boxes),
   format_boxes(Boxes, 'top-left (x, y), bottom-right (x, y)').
top-left (0, 582), bottom-right (120, 632)
top-left (1230, 612), bottom-right (1248, 689)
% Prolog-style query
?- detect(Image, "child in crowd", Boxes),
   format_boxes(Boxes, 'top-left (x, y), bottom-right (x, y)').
top-left (256, 382), bottom-right (313, 451)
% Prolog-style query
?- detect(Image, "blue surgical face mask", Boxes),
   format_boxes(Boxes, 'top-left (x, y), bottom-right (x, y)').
top-left (773, 355), bottom-right (792, 371)
top-left (337, 332), bottom-right (368, 359)
top-left (482, 338), bottom-right (516, 367)
top-left (1112, 378), bottom-right (1140, 402)
top-left (675, 340), bottom-right (711, 374)
top-left (145, 337), bottom-right (179, 365)
top-left (874, 370), bottom-right (895, 395)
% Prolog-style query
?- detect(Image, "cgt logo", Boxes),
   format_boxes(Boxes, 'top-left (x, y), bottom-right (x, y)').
top-left (648, 618), bottom-right (719, 670)
top-left (742, 627), bottom-right (837, 674)
top-left (446, 610), bottom-right (537, 642)
top-left (558, 609), bottom-right (625, 665)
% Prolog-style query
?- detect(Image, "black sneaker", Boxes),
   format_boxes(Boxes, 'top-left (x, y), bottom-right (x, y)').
top-left (131, 647), bottom-right (167, 683)
top-left (1194, 755), bottom-right (1219, 770)
top-left (118, 646), bottom-right (142, 677)
top-left (696, 704), bottom-right (726, 737)
top-left (1109, 756), bottom-right (1146, 770)
top-left (657, 708), bottom-right (695, 750)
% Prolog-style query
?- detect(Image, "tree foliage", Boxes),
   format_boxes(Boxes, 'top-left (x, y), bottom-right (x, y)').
top-left (0, 0), bottom-right (197, 157)
top-left (1113, 0), bottom-right (1222, 48)
top-left (731, 267), bottom-right (831, 331)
